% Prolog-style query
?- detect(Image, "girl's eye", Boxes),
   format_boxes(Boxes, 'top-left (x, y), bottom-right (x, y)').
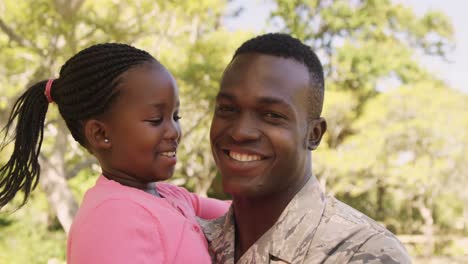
top-left (173, 114), bottom-right (182, 121)
top-left (147, 119), bottom-right (162, 126)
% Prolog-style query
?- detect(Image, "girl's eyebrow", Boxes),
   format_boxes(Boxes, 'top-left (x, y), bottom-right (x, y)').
top-left (149, 103), bottom-right (164, 109)
top-left (148, 101), bottom-right (180, 108)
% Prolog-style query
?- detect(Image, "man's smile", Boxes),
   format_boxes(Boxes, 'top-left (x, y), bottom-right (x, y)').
top-left (228, 150), bottom-right (262, 162)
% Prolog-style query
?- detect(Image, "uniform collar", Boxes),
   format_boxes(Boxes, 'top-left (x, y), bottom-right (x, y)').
top-left (255, 176), bottom-right (326, 263)
top-left (199, 176), bottom-right (327, 263)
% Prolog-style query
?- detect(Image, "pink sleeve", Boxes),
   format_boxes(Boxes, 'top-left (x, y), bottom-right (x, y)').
top-left (160, 183), bottom-right (230, 220)
top-left (190, 195), bottom-right (231, 219)
top-left (68, 200), bottom-right (166, 264)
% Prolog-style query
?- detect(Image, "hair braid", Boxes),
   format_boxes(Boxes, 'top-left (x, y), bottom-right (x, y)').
top-left (0, 81), bottom-right (49, 207)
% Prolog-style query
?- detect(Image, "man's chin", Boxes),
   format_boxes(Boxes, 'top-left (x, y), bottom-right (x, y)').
top-left (222, 179), bottom-right (267, 199)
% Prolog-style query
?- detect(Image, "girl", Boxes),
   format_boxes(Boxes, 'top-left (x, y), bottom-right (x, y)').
top-left (0, 43), bottom-right (228, 263)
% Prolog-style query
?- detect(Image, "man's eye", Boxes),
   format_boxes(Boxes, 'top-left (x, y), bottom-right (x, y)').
top-left (216, 105), bottom-right (237, 113)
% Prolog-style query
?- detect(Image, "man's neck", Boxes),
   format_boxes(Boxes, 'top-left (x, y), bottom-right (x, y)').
top-left (232, 174), bottom-right (311, 262)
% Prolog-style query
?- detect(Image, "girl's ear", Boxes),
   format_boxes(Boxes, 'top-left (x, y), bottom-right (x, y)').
top-left (307, 117), bottom-right (327, 150)
top-left (83, 119), bottom-right (112, 151)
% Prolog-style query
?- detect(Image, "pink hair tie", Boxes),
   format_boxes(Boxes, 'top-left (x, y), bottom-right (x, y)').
top-left (44, 79), bottom-right (54, 103)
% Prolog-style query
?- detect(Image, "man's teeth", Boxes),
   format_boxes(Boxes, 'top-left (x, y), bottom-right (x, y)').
top-left (229, 151), bottom-right (261, 162)
top-left (161, 151), bottom-right (176, 157)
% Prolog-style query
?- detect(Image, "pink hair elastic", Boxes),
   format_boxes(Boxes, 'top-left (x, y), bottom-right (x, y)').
top-left (44, 79), bottom-right (54, 103)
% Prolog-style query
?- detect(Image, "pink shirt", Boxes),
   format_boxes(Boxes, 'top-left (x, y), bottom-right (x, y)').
top-left (67, 175), bottom-right (229, 263)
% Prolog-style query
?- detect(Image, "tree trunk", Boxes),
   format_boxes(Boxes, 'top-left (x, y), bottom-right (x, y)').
top-left (376, 180), bottom-right (386, 221)
top-left (53, 0), bottom-right (85, 19)
top-left (416, 195), bottom-right (435, 257)
top-left (39, 121), bottom-right (78, 234)
top-left (464, 203), bottom-right (468, 234)
top-left (194, 151), bottom-right (217, 197)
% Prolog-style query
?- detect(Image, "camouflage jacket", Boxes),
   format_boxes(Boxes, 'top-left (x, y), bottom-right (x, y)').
top-left (198, 177), bottom-right (412, 264)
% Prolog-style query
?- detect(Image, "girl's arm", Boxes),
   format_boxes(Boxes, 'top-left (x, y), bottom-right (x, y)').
top-left (189, 194), bottom-right (231, 219)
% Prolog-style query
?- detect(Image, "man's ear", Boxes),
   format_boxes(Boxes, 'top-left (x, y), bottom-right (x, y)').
top-left (83, 119), bottom-right (112, 151)
top-left (307, 117), bottom-right (327, 151)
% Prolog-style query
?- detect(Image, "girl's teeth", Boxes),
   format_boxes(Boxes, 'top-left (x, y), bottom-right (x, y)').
top-left (229, 151), bottom-right (261, 162)
top-left (161, 152), bottom-right (176, 157)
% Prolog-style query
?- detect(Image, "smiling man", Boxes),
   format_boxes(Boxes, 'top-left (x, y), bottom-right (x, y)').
top-left (200, 33), bottom-right (411, 264)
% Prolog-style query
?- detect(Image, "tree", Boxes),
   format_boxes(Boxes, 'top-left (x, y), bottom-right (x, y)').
top-left (334, 83), bottom-right (467, 254)
top-left (266, 0), bottom-right (466, 255)
top-left (268, 0), bottom-right (453, 144)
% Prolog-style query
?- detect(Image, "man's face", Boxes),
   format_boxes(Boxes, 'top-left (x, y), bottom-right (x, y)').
top-left (210, 54), bottom-right (324, 198)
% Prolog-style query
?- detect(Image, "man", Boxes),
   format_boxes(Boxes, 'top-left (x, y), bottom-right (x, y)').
top-left (200, 33), bottom-right (411, 263)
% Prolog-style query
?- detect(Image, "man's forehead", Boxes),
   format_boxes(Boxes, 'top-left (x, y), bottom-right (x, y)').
top-left (216, 91), bottom-right (290, 106)
top-left (220, 54), bottom-right (310, 104)
top-left (230, 52), bottom-right (307, 67)
top-left (222, 54), bottom-right (309, 86)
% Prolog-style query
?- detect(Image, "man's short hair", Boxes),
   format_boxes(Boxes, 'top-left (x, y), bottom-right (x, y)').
top-left (232, 33), bottom-right (324, 118)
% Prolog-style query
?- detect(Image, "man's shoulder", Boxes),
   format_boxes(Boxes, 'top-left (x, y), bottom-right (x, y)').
top-left (349, 231), bottom-right (412, 263)
top-left (197, 209), bottom-right (233, 243)
top-left (305, 196), bottom-right (411, 263)
top-left (322, 196), bottom-right (389, 232)
top-left (198, 212), bottom-right (227, 233)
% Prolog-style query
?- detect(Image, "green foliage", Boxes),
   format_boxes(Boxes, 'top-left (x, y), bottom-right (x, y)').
top-left (0, 192), bottom-right (66, 264)
top-left (269, 0), bottom-right (466, 253)
top-left (318, 83), bottom-right (468, 234)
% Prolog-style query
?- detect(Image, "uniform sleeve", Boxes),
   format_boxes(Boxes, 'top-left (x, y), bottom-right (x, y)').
top-left (68, 199), bottom-right (166, 264)
top-left (348, 232), bottom-right (412, 264)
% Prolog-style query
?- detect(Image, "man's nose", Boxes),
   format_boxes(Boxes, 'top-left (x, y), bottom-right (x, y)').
top-left (229, 113), bottom-right (260, 142)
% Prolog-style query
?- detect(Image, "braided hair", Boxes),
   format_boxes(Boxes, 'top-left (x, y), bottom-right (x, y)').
top-left (232, 33), bottom-right (325, 118)
top-left (0, 43), bottom-right (157, 208)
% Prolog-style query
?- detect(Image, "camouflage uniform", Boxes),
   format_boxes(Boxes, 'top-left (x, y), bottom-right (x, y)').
top-left (198, 177), bottom-right (412, 264)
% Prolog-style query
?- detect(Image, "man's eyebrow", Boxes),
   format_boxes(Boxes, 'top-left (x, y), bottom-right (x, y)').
top-left (216, 92), bottom-right (293, 111)
top-left (257, 96), bottom-right (286, 105)
top-left (257, 96), bottom-right (294, 111)
top-left (216, 92), bottom-right (235, 101)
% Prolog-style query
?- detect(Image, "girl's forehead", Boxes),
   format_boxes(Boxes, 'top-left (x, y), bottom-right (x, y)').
top-left (108, 66), bottom-right (179, 114)
top-left (119, 65), bottom-right (177, 95)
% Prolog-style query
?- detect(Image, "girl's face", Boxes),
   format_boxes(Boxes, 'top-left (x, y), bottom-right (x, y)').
top-left (97, 62), bottom-right (181, 187)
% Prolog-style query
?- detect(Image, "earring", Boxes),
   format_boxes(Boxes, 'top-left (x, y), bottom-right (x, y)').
top-left (104, 138), bottom-right (109, 143)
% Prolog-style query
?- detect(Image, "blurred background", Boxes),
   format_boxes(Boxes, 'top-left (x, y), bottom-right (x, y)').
top-left (0, 0), bottom-right (466, 263)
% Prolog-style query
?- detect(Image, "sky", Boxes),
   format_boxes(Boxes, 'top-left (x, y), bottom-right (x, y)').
top-left (225, 0), bottom-right (468, 93)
